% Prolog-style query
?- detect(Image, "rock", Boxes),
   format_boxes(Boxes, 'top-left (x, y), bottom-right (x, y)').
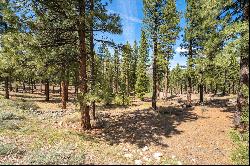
top-left (171, 155), bottom-right (176, 159)
top-left (153, 152), bottom-right (162, 160)
top-left (177, 161), bottom-right (183, 165)
top-left (124, 153), bottom-right (133, 158)
top-left (59, 121), bottom-right (63, 126)
top-left (142, 146), bottom-right (149, 152)
top-left (134, 160), bottom-right (143, 165)
top-left (143, 156), bottom-right (151, 162)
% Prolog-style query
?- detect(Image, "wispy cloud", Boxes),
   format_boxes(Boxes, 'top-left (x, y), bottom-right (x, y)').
top-left (108, 0), bottom-right (142, 44)
top-left (108, 9), bottom-right (142, 24)
top-left (175, 47), bottom-right (188, 53)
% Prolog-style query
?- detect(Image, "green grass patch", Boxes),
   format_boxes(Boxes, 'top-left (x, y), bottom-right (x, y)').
top-left (230, 130), bottom-right (249, 165)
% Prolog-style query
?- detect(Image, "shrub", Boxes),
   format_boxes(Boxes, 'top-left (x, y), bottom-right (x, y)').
top-left (114, 95), bottom-right (131, 106)
top-left (0, 111), bottom-right (25, 121)
top-left (24, 143), bottom-right (85, 165)
top-left (230, 130), bottom-right (249, 165)
top-left (0, 111), bottom-right (25, 130)
top-left (0, 143), bottom-right (25, 156)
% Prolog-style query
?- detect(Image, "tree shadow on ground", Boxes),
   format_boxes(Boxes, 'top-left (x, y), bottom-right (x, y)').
top-left (205, 98), bottom-right (236, 113)
top-left (96, 106), bottom-right (198, 148)
top-left (166, 95), bottom-right (178, 100)
top-left (12, 93), bottom-right (43, 99)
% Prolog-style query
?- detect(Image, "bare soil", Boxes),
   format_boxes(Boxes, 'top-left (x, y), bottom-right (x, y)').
top-left (0, 89), bottom-right (236, 165)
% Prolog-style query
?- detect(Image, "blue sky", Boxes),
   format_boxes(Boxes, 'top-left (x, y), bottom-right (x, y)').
top-left (102, 0), bottom-right (187, 69)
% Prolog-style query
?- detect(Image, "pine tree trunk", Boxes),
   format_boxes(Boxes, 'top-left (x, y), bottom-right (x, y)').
top-left (187, 77), bottom-right (192, 106)
top-left (152, 36), bottom-right (158, 110)
top-left (235, 55), bottom-right (249, 126)
top-left (61, 80), bottom-right (67, 109)
top-left (5, 77), bottom-right (9, 99)
top-left (45, 80), bottom-right (49, 101)
top-left (199, 84), bottom-right (204, 103)
top-left (223, 69), bottom-right (227, 96)
top-left (75, 85), bottom-right (78, 94)
top-left (28, 78), bottom-right (31, 93)
top-left (210, 83), bottom-right (213, 94)
top-left (59, 83), bottom-right (62, 96)
top-left (52, 85), bottom-right (55, 94)
top-left (181, 84), bottom-right (183, 94)
top-left (40, 81), bottom-right (43, 93)
top-left (164, 66), bottom-right (169, 100)
top-left (90, 0), bottom-right (96, 120)
top-left (184, 83), bottom-right (187, 94)
top-left (204, 84), bottom-right (207, 94)
top-left (15, 83), bottom-right (18, 93)
top-left (23, 82), bottom-right (26, 93)
top-left (157, 81), bottom-right (160, 99)
top-left (31, 78), bottom-right (34, 94)
top-left (235, 3), bottom-right (250, 127)
top-left (187, 40), bottom-right (193, 106)
top-left (78, 0), bottom-right (91, 130)
top-left (232, 81), bottom-right (235, 94)
top-left (65, 80), bottom-right (69, 101)
top-left (9, 78), bottom-right (12, 92)
top-left (75, 70), bottom-right (79, 94)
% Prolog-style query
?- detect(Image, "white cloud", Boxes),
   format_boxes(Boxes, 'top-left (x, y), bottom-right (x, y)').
top-left (123, 15), bottom-right (142, 24)
top-left (108, 0), bottom-right (141, 44)
top-left (175, 47), bottom-right (188, 53)
top-left (108, 9), bottom-right (142, 24)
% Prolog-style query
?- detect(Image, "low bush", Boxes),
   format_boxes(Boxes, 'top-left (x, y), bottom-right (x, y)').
top-left (0, 143), bottom-right (25, 156)
top-left (24, 143), bottom-right (85, 165)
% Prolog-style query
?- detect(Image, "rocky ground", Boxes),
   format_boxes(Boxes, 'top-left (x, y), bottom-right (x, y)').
top-left (0, 90), bottom-right (237, 165)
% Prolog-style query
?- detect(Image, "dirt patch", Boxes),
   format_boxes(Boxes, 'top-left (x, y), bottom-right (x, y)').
top-left (0, 90), bottom-right (236, 165)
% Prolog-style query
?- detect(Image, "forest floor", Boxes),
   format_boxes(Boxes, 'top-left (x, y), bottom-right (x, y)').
top-left (0, 88), bottom-right (237, 165)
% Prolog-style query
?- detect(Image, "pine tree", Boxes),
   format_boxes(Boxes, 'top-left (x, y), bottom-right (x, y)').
top-left (135, 30), bottom-right (149, 101)
top-left (159, 0), bottom-right (180, 100)
top-left (130, 40), bottom-right (139, 95)
top-left (121, 42), bottom-right (132, 97)
top-left (143, 0), bottom-right (168, 110)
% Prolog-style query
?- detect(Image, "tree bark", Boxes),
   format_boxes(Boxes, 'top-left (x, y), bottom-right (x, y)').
top-left (75, 70), bottom-right (79, 94)
top-left (222, 69), bottom-right (227, 96)
top-left (34, 81), bottom-right (36, 90)
top-left (5, 77), bottom-right (9, 99)
top-left (45, 80), bottom-right (49, 101)
top-left (65, 80), bottom-right (69, 101)
top-left (15, 83), bottom-right (18, 93)
top-left (187, 40), bottom-right (193, 106)
top-left (31, 78), bottom-right (34, 94)
top-left (235, 54), bottom-right (249, 126)
top-left (61, 80), bottom-right (67, 109)
top-left (204, 84), bottom-right (207, 94)
top-left (180, 84), bottom-right (183, 94)
top-left (59, 83), bottom-right (62, 96)
top-left (23, 82), bottom-right (26, 93)
top-left (90, 0), bottom-right (96, 120)
top-left (78, 0), bottom-right (91, 130)
top-left (152, 36), bottom-right (158, 110)
top-left (52, 85), bottom-right (55, 94)
top-left (232, 81), bottom-right (235, 94)
top-left (164, 65), bottom-right (170, 100)
top-left (9, 78), bottom-right (12, 92)
top-left (40, 81), bottom-right (43, 93)
top-left (199, 84), bottom-right (204, 103)
top-left (214, 83), bottom-right (218, 95)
